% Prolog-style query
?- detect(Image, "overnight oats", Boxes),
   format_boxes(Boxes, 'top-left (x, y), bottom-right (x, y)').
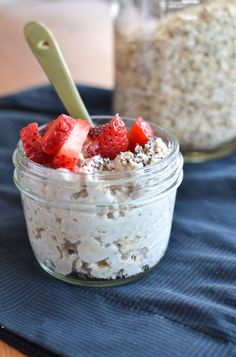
top-left (13, 114), bottom-right (183, 286)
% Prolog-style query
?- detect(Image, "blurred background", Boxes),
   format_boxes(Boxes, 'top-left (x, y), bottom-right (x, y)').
top-left (0, 0), bottom-right (113, 95)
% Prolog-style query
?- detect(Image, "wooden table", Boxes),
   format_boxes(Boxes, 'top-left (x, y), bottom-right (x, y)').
top-left (0, 0), bottom-right (113, 96)
top-left (0, 0), bottom-right (112, 355)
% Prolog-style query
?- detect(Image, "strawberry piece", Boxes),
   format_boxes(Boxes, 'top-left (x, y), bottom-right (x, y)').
top-left (41, 114), bottom-right (75, 156)
top-left (20, 122), bottom-right (50, 165)
top-left (128, 117), bottom-right (155, 152)
top-left (52, 118), bottom-right (90, 171)
top-left (87, 115), bottom-right (129, 160)
top-left (42, 118), bottom-right (56, 135)
top-left (88, 123), bottom-right (107, 139)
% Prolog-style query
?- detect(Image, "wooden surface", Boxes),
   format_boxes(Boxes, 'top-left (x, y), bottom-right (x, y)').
top-left (0, 342), bottom-right (25, 357)
top-left (0, 0), bottom-right (113, 96)
top-left (0, 0), bottom-right (112, 356)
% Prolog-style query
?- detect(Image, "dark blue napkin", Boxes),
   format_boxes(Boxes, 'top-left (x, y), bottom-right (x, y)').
top-left (0, 85), bottom-right (236, 357)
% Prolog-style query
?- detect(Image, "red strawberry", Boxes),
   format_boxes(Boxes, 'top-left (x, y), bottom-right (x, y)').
top-left (52, 118), bottom-right (90, 171)
top-left (88, 123), bottom-right (107, 139)
top-left (87, 114), bottom-right (129, 160)
top-left (20, 122), bottom-right (50, 165)
top-left (42, 118), bottom-right (56, 135)
top-left (41, 114), bottom-right (75, 156)
top-left (128, 117), bottom-right (154, 152)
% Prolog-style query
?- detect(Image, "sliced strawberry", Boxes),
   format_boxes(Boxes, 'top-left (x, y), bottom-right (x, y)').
top-left (42, 118), bottom-right (56, 135)
top-left (41, 114), bottom-right (75, 156)
top-left (87, 114), bottom-right (129, 160)
top-left (88, 123), bottom-right (107, 139)
top-left (128, 117), bottom-right (155, 152)
top-left (20, 122), bottom-right (50, 165)
top-left (52, 119), bottom-right (90, 171)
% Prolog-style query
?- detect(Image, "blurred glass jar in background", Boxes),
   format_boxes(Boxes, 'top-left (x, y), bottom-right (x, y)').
top-left (113, 0), bottom-right (236, 162)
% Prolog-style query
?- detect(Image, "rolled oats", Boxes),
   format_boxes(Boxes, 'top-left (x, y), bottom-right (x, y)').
top-left (114, 0), bottom-right (236, 151)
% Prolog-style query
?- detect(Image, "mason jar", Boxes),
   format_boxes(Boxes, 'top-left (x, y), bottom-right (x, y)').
top-left (13, 117), bottom-right (183, 287)
top-left (113, 0), bottom-right (236, 162)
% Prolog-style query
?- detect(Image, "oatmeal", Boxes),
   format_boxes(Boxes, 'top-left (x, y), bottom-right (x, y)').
top-left (79, 138), bottom-right (171, 173)
top-left (14, 115), bottom-right (183, 285)
top-left (114, 0), bottom-right (236, 151)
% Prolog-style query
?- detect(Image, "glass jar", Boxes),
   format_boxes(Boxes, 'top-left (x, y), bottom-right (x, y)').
top-left (13, 117), bottom-right (183, 287)
top-left (113, 0), bottom-right (236, 162)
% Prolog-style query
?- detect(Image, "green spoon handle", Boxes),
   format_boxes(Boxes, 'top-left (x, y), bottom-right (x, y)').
top-left (24, 21), bottom-right (93, 125)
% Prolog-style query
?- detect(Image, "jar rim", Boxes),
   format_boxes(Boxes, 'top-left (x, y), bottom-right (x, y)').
top-left (13, 116), bottom-right (181, 182)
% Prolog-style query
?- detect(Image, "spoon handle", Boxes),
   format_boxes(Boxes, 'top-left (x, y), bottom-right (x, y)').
top-left (24, 21), bottom-right (93, 125)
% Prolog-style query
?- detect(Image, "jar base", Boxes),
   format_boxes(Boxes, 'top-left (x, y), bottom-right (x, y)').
top-left (183, 140), bottom-right (236, 163)
top-left (37, 259), bottom-right (154, 287)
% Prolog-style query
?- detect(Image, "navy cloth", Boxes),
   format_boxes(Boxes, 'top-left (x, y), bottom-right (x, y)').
top-left (0, 85), bottom-right (236, 357)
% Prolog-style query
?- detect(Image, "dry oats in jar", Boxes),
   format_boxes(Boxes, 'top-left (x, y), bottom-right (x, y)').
top-left (113, 0), bottom-right (236, 162)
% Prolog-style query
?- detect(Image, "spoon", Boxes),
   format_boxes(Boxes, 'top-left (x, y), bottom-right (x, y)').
top-left (24, 21), bottom-right (93, 125)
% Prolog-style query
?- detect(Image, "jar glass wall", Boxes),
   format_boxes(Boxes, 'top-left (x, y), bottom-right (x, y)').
top-left (13, 117), bottom-right (183, 287)
top-left (113, 0), bottom-right (236, 162)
